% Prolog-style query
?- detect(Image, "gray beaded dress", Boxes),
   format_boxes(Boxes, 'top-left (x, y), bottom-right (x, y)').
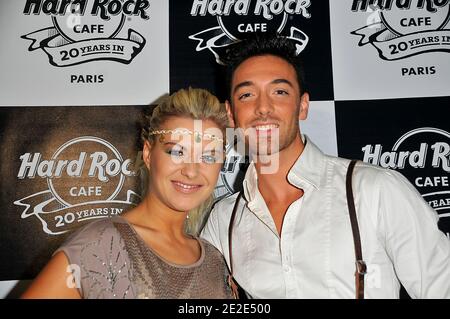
top-left (55, 216), bottom-right (233, 299)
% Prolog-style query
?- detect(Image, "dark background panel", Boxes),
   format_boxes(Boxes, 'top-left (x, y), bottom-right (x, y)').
top-left (335, 97), bottom-right (450, 158)
top-left (335, 97), bottom-right (450, 237)
top-left (0, 106), bottom-right (145, 280)
top-left (170, 0), bottom-right (334, 101)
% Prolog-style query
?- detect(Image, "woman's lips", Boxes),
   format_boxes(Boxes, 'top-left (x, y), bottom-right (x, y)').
top-left (171, 181), bottom-right (202, 194)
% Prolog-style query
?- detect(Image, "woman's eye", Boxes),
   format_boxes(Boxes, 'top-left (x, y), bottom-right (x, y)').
top-left (201, 155), bottom-right (217, 164)
top-left (167, 148), bottom-right (184, 157)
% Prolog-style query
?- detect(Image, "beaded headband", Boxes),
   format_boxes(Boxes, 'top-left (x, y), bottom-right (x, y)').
top-left (148, 128), bottom-right (224, 143)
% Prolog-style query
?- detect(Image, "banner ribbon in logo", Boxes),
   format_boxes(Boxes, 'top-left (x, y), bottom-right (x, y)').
top-left (14, 190), bottom-right (140, 235)
top-left (22, 28), bottom-right (146, 67)
top-left (189, 26), bottom-right (309, 64)
top-left (352, 23), bottom-right (450, 60)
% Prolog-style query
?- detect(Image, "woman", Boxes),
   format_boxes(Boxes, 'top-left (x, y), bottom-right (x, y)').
top-left (22, 88), bottom-right (233, 299)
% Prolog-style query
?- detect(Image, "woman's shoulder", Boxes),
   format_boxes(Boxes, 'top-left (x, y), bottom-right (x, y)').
top-left (55, 216), bottom-right (127, 264)
top-left (55, 216), bottom-right (134, 298)
top-left (63, 216), bottom-right (124, 244)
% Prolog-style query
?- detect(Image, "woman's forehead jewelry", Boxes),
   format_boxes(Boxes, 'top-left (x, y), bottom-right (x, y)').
top-left (149, 128), bottom-right (224, 143)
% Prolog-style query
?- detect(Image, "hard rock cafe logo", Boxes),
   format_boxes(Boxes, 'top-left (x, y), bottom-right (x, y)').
top-left (361, 127), bottom-right (450, 237)
top-left (188, 0), bottom-right (311, 63)
top-left (214, 141), bottom-right (249, 200)
top-left (351, 0), bottom-right (450, 60)
top-left (14, 136), bottom-right (142, 235)
top-left (21, 0), bottom-right (149, 67)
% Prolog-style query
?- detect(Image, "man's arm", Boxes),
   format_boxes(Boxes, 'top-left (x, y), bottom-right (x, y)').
top-left (376, 169), bottom-right (450, 298)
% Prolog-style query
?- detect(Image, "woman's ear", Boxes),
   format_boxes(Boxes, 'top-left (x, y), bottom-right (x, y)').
top-left (225, 100), bottom-right (235, 128)
top-left (143, 140), bottom-right (152, 170)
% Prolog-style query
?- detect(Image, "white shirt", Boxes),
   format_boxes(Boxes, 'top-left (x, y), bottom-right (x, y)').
top-left (201, 136), bottom-right (450, 298)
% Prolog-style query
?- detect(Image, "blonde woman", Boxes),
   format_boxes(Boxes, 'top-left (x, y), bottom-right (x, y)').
top-left (22, 88), bottom-right (233, 299)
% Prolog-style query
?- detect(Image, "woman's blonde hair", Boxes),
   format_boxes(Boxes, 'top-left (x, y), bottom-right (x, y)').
top-left (141, 87), bottom-right (228, 236)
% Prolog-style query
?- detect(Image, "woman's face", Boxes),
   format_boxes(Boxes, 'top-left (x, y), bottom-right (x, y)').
top-left (144, 116), bottom-right (224, 214)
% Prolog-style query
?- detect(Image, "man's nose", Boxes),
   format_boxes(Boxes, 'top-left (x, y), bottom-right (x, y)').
top-left (255, 93), bottom-right (274, 116)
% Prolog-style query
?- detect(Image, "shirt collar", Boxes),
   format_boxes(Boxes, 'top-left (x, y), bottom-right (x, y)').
top-left (243, 135), bottom-right (326, 203)
top-left (243, 161), bottom-right (258, 204)
top-left (287, 135), bottom-right (325, 191)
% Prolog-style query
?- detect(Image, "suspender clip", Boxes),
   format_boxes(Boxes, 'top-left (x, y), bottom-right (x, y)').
top-left (355, 260), bottom-right (367, 275)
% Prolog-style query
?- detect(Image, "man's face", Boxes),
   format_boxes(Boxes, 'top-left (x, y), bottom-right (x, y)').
top-left (226, 54), bottom-right (309, 156)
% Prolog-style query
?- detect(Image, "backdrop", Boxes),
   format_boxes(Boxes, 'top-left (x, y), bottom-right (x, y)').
top-left (0, 0), bottom-right (449, 297)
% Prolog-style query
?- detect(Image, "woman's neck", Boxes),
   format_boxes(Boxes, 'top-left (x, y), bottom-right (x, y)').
top-left (125, 194), bottom-right (188, 240)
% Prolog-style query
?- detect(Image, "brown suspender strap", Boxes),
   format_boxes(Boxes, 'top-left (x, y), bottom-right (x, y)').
top-left (346, 159), bottom-right (367, 299)
top-left (227, 191), bottom-right (243, 299)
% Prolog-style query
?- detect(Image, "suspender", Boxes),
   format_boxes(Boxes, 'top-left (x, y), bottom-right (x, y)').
top-left (227, 191), bottom-right (243, 299)
top-left (346, 160), bottom-right (367, 299)
top-left (228, 160), bottom-right (366, 299)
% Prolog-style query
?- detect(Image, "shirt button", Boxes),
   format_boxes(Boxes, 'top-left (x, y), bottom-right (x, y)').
top-left (284, 266), bottom-right (291, 273)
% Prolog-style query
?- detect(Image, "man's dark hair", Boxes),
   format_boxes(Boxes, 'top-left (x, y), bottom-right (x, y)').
top-left (221, 32), bottom-right (307, 102)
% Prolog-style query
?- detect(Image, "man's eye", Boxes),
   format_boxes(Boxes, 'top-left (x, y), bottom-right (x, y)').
top-left (238, 92), bottom-right (252, 100)
top-left (275, 89), bottom-right (288, 95)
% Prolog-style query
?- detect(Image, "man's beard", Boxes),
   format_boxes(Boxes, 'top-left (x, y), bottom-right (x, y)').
top-left (245, 122), bottom-right (299, 157)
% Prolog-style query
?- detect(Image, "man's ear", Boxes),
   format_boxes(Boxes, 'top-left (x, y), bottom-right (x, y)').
top-left (298, 92), bottom-right (310, 121)
top-left (225, 100), bottom-right (236, 128)
top-left (143, 140), bottom-right (152, 170)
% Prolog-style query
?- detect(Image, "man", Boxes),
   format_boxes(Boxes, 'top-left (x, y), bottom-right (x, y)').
top-left (201, 33), bottom-right (450, 298)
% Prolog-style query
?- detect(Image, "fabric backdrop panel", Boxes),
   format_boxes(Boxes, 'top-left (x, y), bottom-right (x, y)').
top-left (335, 96), bottom-right (450, 237)
top-left (0, 0), bottom-right (169, 106)
top-left (330, 0), bottom-right (450, 100)
top-left (0, 106), bottom-right (145, 280)
top-left (170, 0), bottom-right (334, 101)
